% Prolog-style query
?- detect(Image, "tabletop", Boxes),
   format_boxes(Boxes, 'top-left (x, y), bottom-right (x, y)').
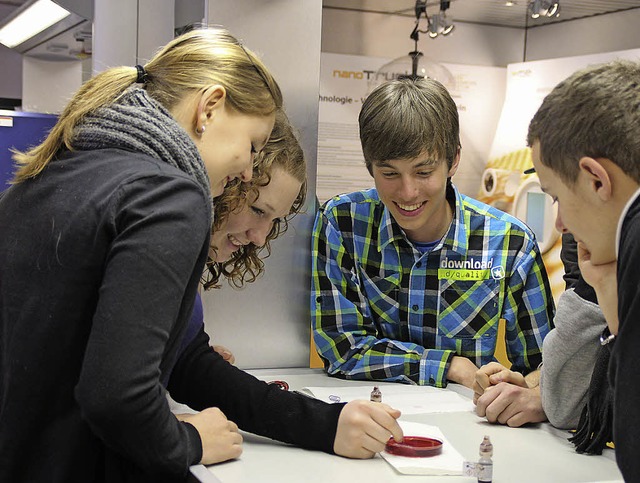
top-left (189, 368), bottom-right (623, 483)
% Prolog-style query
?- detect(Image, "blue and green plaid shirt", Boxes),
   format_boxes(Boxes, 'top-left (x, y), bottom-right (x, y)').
top-left (311, 184), bottom-right (554, 387)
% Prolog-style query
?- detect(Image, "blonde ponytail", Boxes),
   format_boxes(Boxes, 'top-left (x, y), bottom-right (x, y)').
top-left (12, 27), bottom-right (282, 184)
top-left (12, 67), bottom-right (139, 182)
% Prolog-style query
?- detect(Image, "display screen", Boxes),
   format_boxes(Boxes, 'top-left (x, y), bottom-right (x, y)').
top-left (526, 191), bottom-right (547, 241)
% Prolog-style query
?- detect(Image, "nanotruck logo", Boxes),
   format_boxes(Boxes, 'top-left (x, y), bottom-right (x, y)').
top-left (331, 69), bottom-right (413, 82)
top-left (332, 70), bottom-right (366, 79)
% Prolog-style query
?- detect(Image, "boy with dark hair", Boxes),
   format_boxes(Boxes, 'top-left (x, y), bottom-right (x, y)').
top-left (526, 59), bottom-right (640, 481)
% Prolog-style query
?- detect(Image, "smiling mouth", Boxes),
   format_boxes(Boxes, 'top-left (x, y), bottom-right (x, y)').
top-left (228, 235), bottom-right (245, 249)
top-left (396, 201), bottom-right (426, 213)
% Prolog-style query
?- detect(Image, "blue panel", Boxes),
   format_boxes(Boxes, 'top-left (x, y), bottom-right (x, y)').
top-left (0, 111), bottom-right (58, 191)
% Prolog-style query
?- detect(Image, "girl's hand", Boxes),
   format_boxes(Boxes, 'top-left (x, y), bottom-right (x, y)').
top-left (333, 400), bottom-right (403, 459)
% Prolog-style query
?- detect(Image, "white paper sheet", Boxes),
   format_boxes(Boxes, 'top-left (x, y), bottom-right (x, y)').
top-left (380, 421), bottom-right (465, 475)
top-left (302, 384), bottom-right (474, 415)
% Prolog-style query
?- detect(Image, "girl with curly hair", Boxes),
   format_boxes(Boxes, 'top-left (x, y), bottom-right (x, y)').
top-left (204, 109), bottom-right (307, 290)
top-left (170, 110), bottom-right (404, 475)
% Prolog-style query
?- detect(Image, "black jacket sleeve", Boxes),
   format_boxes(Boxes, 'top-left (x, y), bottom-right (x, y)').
top-left (611, 200), bottom-right (640, 481)
top-left (561, 232), bottom-right (597, 303)
top-left (167, 325), bottom-right (344, 454)
top-left (560, 233), bottom-right (581, 290)
top-left (74, 173), bottom-right (210, 477)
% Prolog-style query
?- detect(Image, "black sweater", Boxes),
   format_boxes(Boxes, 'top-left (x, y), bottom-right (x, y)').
top-left (0, 148), bottom-right (344, 482)
top-left (611, 194), bottom-right (640, 482)
top-left (0, 148), bottom-right (210, 481)
top-left (168, 323), bottom-right (343, 455)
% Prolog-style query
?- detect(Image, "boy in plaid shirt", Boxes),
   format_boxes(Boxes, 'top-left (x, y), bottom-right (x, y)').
top-left (311, 77), bottom-right (554, 389)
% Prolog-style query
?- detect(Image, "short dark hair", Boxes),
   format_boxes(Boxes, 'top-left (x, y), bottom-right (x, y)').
top-left (358, 77), bottom-right (460, 175)
top-left (527, 59), bottom-right (640, 185)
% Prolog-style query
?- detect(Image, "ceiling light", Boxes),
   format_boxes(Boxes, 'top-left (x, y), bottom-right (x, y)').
top-left (428, 1), bottom-right (455, 39)
top-left (369, 52), bottom-right (457, 94)
top-left (528, 0), bottom-right (560, 19)
top-left (0, 0), bottom-right (71, 48)
top-left (428, 12), bottom-right (454, 38)
top-left (428, 14), bottom-right (441, 38)
top-left (368, 0), bottom-right (456, 94)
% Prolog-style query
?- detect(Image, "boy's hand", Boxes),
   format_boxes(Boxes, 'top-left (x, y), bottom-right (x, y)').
top-left (473, 362), bottom-right (526, 404)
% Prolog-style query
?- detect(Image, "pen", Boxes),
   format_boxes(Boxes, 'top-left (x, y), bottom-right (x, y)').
top-left (292, 390), bottom-right (341, 402)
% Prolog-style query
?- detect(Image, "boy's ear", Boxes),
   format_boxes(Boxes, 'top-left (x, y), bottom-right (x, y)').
top-left (448, 150), bottom-right (461, 178)
top-left (578, 157), bottom-right (612, 201)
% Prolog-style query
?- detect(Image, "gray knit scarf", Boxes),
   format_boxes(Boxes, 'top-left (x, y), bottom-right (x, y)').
top-left (72, 87), bottom-right (211, 200)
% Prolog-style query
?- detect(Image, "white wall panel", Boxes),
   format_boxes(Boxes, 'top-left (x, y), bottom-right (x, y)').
top-left (22, 57), bottom-right (82, 113)
top-left (202, 0), bottom-right (322, 369)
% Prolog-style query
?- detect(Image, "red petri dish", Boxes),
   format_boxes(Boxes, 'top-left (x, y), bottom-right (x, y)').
top-left (385, 436), bottom-right (443, 457)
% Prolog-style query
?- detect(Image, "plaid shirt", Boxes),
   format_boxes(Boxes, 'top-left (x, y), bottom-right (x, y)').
top-left (311, 184), bottom-right (554, 387)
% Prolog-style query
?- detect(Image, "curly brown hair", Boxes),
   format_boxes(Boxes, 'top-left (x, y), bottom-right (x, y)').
top-left (202, 110), bottom-right (307, 289)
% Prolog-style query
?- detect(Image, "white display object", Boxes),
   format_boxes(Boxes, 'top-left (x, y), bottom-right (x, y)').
top-left (489, 47), bottom-right (640, 161)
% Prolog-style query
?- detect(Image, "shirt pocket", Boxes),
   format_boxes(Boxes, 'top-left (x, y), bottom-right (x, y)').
top-left (360, 271), bottom-right (401, 336)
top-left (437, 278), bottom-right (501, 339)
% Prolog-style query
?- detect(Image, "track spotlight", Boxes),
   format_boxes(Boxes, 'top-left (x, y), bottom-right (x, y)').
top-left (428, 13), bottom-right (454, 38)
top-left (428, 1), bottom-right (455, 38)
top-left (367, 0), bottom-right (456, 93)
top-left (528, 0), bottom-right (560, 19)
top-left (428, 14), bottom-right (440, 38)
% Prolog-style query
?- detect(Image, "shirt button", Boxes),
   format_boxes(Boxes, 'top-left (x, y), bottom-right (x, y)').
top-left (412, 304), bottom-right (419, 311)
top-left (416, 262), bottom-right (422, 268)
top-left (429, 376), bottom-right (435, 384)
top-left (316, 296), bottom-right (322, 303)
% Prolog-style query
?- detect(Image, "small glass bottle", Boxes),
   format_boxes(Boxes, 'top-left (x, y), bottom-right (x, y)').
top-left (477, 435), bottom-right (493, 483)
top-left (370, 386), bottom-right (382, 402)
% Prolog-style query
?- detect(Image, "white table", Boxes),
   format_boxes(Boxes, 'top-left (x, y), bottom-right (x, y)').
top-left (190, 368), bottom-right (623, 483)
